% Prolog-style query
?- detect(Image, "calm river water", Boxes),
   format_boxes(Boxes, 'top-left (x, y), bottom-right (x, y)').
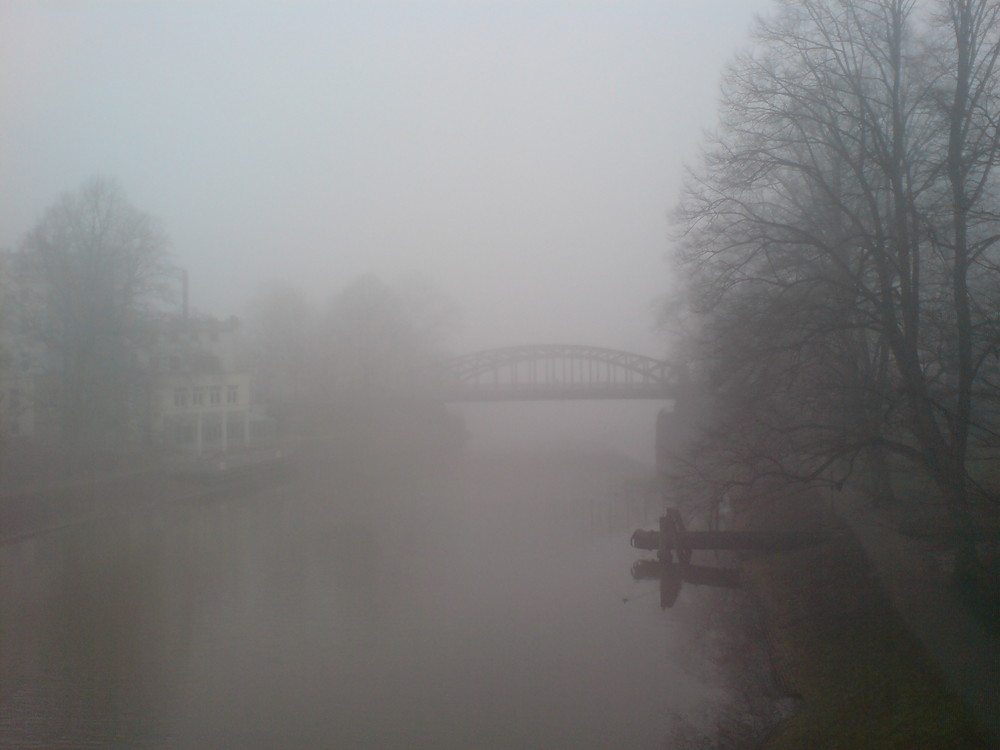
top-left (1, 438), bottom-right (709, 749)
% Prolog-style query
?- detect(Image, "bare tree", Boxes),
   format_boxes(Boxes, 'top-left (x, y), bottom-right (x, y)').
top-left (925, 0), bottom-right (1000, 511)
top-left (672, 0), bottom-right (1000, 562)
top-left (20, 177), bottom-right (170, 469)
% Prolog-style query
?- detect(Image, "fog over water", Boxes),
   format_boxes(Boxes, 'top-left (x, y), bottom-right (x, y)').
top-left (5, 2), bottom-right (1000, 747)
top-left (2, 430), bottom-right (718, 749)
top-left (1, 3), bottom-right (778, 747)
top-left (456, 401), bottom-right (671, 465)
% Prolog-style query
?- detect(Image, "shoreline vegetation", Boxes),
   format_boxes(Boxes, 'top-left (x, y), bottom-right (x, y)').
top-left (746, 519), bottom-right (988, 747)
top-left (666, 482), bottom-right (994, 749)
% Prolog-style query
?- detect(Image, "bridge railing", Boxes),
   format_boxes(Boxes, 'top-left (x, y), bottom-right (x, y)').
top-left (426, 345), bottom-right (677, 403)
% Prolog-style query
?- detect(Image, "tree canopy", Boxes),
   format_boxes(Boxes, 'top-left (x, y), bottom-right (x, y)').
top-left (19, 177), bottom-right (171, 461)
top-left (672, 0), bottom-right (1000, 554)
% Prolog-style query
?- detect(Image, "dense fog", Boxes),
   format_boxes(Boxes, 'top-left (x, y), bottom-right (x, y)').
top-left (0, 4), bottom-right (776, 746)
top-left (3, 413), bottom-right (727, 748)
top-left (14, 1), bottom-right (999, 749)
top-left (0, 1), bottom-right (768, 358)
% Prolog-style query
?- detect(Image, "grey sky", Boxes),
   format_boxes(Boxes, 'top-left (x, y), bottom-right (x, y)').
top-left (1, 1), bottom-right (771, 356)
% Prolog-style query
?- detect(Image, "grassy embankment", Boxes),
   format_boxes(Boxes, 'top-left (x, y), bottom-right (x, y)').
top-left (738, 490), bottom-right (991, 749)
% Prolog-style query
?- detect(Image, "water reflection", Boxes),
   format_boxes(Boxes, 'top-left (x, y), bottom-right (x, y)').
top-left (2, 449), bottom-right (704, 749)
top-left (631, 559), bottom-right (743, 608)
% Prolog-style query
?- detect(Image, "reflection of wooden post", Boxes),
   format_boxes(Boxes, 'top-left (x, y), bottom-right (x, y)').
top-left (631, 558), bottom-right (743, 609)
top-left (660, 565), bottom-right (682, 608)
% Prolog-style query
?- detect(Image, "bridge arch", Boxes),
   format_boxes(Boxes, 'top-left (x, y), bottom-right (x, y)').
top-left (435, 345), bottom-right (675, 402)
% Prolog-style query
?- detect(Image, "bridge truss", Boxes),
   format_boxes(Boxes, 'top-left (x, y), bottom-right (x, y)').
top-left (435, 345), bottom-right (675, 402)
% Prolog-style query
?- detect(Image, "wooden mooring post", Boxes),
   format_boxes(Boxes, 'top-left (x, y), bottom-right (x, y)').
top-left (631, 513), bottom-right (831, 561)
top-left (630, 509), bottom-right (833, 608)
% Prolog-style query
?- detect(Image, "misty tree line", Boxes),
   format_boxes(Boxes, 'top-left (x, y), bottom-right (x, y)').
top-left (670, 0), bottom-right (1000, 567)
top-left (244, 272), bottom-right (457, 423)
top-left (4, 178), bottom-right (171, 466)
top-left (2, 177), bottom-right (454, 471)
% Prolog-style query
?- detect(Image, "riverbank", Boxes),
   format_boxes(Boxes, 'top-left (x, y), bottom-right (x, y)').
top-left (837, 490), bottom-right (1000, 746)
top-left (0, 448), bottom-right (293, 545)
top-left (738, 485), bottom-right (992, 748)
top-left (0, 468), bottom-right (183, 545)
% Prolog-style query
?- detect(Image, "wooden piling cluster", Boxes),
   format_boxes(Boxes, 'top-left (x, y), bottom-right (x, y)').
top-left (629, 508), bottom-right (833, 607)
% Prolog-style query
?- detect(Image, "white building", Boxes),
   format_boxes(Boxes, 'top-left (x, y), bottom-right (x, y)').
top-left (144, 314), bottom-right (268, 454)
top-left (151, 371), bottom-right (253, 453)
top-left (0, 251), bottom-right (270, 455)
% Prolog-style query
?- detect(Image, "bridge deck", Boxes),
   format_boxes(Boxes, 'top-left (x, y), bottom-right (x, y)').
top-left (434, 345), bottom-right (678, 403)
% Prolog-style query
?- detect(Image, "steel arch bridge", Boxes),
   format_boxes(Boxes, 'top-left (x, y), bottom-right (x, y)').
top-left (434, 345), bottom-right (676, 402)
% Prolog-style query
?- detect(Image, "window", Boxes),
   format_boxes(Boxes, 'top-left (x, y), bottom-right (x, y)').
top-left (173, 388), bottom-right (187, 407)
top-left (209, 386), bottom-right (221, 405)
top-left (192, 387), bottom-right (204, 406)
top-left (227, 384), bottom-right (238, 404)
